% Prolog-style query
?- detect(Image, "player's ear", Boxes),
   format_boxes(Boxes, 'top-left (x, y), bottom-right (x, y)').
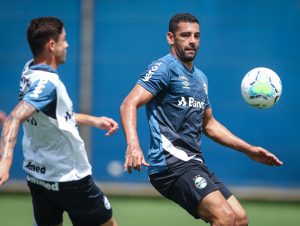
top-left (167, 32), bottom-right (174, 45)
top-left (47, 39), bottom-right (56, 52)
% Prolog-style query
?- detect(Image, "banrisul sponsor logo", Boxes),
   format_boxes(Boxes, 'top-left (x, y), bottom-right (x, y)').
top-left (177, 97), bottom-right (187, 106)
top-left (142, 62), bottom-right (162, 82)
top-left (177, 97), bottom-right (206, 109)
top-left (25, 161), bottom-right (46, 174)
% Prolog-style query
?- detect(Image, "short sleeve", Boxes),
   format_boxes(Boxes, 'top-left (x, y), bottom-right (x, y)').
top-left (203, 76), bottom-right (211, 109)
top-left (137, 61), bottom-right (170, 96)
top-left (23, 79), bottom-right (57, 112)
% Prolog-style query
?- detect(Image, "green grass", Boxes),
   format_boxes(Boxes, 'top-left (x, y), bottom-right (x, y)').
top-left (0, 193), bottom-right (300, 226)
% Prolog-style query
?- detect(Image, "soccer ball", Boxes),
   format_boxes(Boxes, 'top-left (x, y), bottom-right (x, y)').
top-left (241, 67), bottom-right (282, 109)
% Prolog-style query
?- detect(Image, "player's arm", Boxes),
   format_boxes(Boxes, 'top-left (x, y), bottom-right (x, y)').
top-left (202, 108), bottom-right (283, 166)
top-left (0, 111), bottom-right (6, 126)
top-left (75, 114), bottom-right (118, 136)
top-left (120, 84), bottom-right (153, 173)
top-left (0, 101), bottom-right (36, 186)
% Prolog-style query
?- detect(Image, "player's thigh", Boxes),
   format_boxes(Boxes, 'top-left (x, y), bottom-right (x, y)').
top-left (62, 176), bottom-right (113, 226)
top-left (197, 190), bottom-right (235, 223)
top-left (28, 182), bottom-right (63, 226)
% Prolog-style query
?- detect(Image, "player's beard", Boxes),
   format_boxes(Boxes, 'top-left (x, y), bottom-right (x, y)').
top-left (174, 43), bottom-right (198, 62)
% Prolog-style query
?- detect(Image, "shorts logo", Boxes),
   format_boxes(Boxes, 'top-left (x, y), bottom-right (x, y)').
top-left (103, 196), bottom-right (111, 210)
top-left (193, 175), bottom-right (207, 189)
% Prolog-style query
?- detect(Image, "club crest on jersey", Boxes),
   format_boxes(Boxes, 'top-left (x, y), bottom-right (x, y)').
top-left (177, 97), bottom-right (206, 109)
top-left (193, 175), bottom-right (207, 189)
top-left (142, 62), bottom-right (162, 82)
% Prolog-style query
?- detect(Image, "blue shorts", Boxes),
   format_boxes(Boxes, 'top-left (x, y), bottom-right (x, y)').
top-left (149, 161), bottom-right (232, 219)
top-left (27, 174), bottom-right (112, 226)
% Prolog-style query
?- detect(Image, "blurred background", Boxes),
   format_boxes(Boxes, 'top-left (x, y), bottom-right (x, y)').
top-left (0, 0), bottom-right (299, 200)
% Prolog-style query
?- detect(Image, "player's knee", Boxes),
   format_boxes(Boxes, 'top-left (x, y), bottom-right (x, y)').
top-left (235, 212), bottom-right (248, 226)
top-left (233, 206), bottom-right (248, 226)
top-left (211, 209), bottom-right (236, 226)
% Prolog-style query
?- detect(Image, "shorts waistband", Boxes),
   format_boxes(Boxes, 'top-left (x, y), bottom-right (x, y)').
top-left (26, 174), bottom-right (92, 191)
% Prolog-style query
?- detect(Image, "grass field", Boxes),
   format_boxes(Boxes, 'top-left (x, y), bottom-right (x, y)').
top-left (1, 193), bottom-right (300, 226)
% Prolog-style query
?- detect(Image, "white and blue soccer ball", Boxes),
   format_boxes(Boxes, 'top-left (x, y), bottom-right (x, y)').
top-left (241, 67), bottom-right (282, 109)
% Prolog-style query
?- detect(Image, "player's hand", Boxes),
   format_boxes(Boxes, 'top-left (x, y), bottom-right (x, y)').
top-left (246, 146), bottom-right (283, 166)
top-left (96, 117), bottom-right (119, 136)
top-left (124, 144), bottom-right (149, 173)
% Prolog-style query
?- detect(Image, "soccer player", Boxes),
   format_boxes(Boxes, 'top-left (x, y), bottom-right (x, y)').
top-left (0, 17), bottom-right (118, 226)
top-left (120, 13), bottom-right (283, 226)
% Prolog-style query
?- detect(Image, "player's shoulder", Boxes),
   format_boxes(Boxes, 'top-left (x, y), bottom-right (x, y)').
top-left (147, 54), bottom-right (177, 71)
top-left (22, 60), bottom-right (60, 84)
top-left (194, 67), bottom-right (208, 82)
top-left (140, 54), bottom-right (171, 81)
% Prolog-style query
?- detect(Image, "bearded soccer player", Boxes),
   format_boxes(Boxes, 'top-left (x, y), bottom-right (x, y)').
top-left (120, 13), bottom-right (282, 226)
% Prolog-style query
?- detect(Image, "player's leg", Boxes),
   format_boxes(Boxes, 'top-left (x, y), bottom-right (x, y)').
top-left (28, 180), bottom-right (64, 226)
top-left (197, 190), bottom-right (236, 226)
top-left (227, 195), bottom-right (248, 226)
top-left (151, 165), bottom-right (236, 225)
top-left (211, 171), bottom-right (248, 226)
top-left (62, 175), bottom-right (118, 226)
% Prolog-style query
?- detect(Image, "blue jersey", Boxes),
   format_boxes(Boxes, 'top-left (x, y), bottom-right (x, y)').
top-left (137, 54), bottom-right (211, 175)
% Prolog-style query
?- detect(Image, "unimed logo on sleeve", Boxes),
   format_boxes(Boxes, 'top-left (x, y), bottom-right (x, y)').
top-left (142, 62), bottom-right (162, 82)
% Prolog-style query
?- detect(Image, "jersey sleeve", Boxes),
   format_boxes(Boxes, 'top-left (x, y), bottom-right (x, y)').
top-left (137, 61), bottom-right (170, 96)
top-left (204, 77), bottom-right (211, 109)
top-left (23, 79), bottom-right (57, 112)
top-left (199, 70), bottom-right (211, 110)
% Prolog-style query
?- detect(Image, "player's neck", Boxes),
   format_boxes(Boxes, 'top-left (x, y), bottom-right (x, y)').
top-left (182, 61), bottom-right (193, 71)
top-left (170, 50), bottom-right (194, 71)
top-left (33, 54), bottom-right (58, 69)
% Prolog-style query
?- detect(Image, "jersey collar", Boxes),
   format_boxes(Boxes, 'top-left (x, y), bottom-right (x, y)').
top-left (29, 63), bottom-right (57, 74)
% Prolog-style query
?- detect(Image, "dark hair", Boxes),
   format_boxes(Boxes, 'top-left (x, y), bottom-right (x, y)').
top-left (169, 13), bottom-right (199, 34)
top-left (27, 17), bottom-right (64, 57)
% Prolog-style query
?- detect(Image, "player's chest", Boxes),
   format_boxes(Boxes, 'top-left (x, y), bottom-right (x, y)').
top-left (167, 72), bottom-right (207, 99)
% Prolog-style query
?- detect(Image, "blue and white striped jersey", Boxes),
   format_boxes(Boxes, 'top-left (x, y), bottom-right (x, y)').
top-left (20, 60), bottom-right (91, 182)
top-left (137, 54), bottom-right (211, 175)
